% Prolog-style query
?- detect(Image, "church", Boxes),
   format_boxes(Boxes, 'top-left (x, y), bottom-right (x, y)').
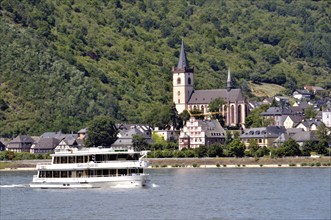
top-left (172, 41), bottom-right (249, 128)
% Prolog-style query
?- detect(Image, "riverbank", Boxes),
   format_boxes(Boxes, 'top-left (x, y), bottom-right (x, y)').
top-left (0, 157), bottom-right (330, 171)
top-left (147, 157), bottom-right (331, 168)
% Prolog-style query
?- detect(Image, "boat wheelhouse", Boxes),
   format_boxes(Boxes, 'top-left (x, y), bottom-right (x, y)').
top-left (30, 147), bottom-right (149, 188)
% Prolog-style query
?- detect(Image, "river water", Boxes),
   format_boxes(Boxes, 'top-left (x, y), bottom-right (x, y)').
top-left (0, 168), bottom-right (330, 220)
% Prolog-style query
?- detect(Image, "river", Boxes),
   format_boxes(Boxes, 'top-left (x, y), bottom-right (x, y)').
top-left (0, 168), bottom-right (330, 220)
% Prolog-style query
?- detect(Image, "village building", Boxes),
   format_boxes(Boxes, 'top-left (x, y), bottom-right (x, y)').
top-left (304, 85), bottom-right (325, 95)
top-left (0, 138), bottom-right (7, 151)
top-left (30, 137), bottom-right (61, 154)
top-left (77, 128), bottom-right (88, 139)
top-left (240, 126), bottom-right (286, 148)
top-left (283, 115), bottom-right (305, 129)
top-left (6, 135), bottom-right (35, 152)
top-left (172, 40), bottom-right (248, 128)
top-left (322, 110), bottom-right (331, 128)
top-left (112, 124), bottom-right (153, 150)
top-left (154, 127), bottom-right (178, 142)
top-left (272, 133), bottom-right (290, 148)
top-left (260, 107), bottom-right (294, 126)
top-left (292, 89), bottom-right (312, 100)
top-left (54, 135), bottom-right (80, 152)
top-left (294, 119), bottom-right (322, 131)
top-left (178, 117), bottom-right (226, 150)
top-left (291, 131), bottom-right (319, 147)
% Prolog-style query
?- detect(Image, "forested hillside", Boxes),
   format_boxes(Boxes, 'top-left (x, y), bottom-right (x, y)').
top-left (0, 0), bottom-right (330, 137)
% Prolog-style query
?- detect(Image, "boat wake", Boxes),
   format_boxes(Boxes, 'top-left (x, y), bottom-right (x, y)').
top-left (151, 183), bottom-right (160, 188)
top-left (0, 184), bottom-right (28, 188)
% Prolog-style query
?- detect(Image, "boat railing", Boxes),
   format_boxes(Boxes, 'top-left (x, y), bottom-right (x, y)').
top-left (33, 173), bottom-right (146, 180)
top-left (37, 162), bottom-right (52, 166)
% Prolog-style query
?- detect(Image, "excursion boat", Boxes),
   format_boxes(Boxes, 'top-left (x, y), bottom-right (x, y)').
top-left (30, 147), bottom-right (150, 188)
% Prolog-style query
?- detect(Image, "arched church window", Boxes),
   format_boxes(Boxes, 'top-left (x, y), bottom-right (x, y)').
top-left (238, 105), bottom-right (242, 123)
top-left (231, 105), bottom-right (235, 124)
top-left (177, 78), bottom-right (181, 84)
top-left (188, 77), bottom-right (191, 85)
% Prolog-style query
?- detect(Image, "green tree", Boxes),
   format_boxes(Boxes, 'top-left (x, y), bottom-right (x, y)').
top-left (304, 106), bottom-right (318, 119)
top-left (227, 138), bottom-right (245, 157)
top-left (85, 115), bottom-right (118, 147)
top-left (316, 123), bottom-right (330, 143)
top-left (245, 104), bottom-right (271, 128)
top-left (208, 97), bottom-right (225, 125)
top-left (189, 108), bottom-right (205, 120)
top-left (282, 138), bottom-right (301, 156)
top-left (180, 110), bottom-right (191, 125)
top-left (132, 134), bottom-right (148, 151)
top-left (248, 139), bottom-right (260, 155)
top-left (195, 145), bottom-right (208, 158)
top-left (207, 144), bottom-right (224, 157)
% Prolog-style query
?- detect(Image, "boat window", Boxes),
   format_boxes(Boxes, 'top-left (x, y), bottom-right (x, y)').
top-left (54, 157), bottom-right (60, 164)
top-left (118, 169), bottom-right (127, 175)
top-left (77, 171), bottom-right (83, 177)
top-left (39, 171), bottom-right (46, 178)
top-left (69, 156), bottom-right (75, 163)
top-left (46, 171), bottom-right (52, 178)
top-left (61, 157), bottom-right (68, 164)
top-left (118, 154), bottom-right (128, 160)
top-left (103, 169), bottom-right (109, 176)
top-left (96, 170), bottom-right (102, 176)
top-left (77, 156), bottom-right (83, 163)
top-left (53, 171), bottom-right (59, 178)
top-left (61, 171), bottom-right (67, 178)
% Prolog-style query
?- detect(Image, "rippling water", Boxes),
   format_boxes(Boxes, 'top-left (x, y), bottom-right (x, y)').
top-left (1, 168), bottom-right (330, 220)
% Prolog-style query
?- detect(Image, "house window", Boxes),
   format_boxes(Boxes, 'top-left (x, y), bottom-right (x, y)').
top-left (178, 91), bottom-right (181, 96)
top-left (188, 77), bottom-right (191, 85)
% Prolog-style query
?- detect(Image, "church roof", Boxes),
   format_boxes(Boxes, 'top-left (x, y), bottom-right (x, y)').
top-left (177, 40), bottom-right (189, 69)
top-left (188, 89), bottom-right (245, 104)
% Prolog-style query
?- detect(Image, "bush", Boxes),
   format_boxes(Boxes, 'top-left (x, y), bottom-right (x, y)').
top-left (192, 163), bottom-right (200, 168)
top-left (289, 163), bottom-right (296, 167)
top-left (216, 163), bottom-right (220, 167)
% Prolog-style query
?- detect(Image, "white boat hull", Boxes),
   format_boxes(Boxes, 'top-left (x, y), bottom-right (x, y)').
top-left (30, 174), bottom-right (149, 189)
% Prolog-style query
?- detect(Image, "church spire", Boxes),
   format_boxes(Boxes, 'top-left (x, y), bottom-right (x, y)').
top-left (227, 66), bottom-right (232, 91)
top-left (177, 40), bottom-right (189, 69)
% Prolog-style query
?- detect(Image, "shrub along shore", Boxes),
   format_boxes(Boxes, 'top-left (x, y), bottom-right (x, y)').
top-left (0, 157), bottom-right (330, 171)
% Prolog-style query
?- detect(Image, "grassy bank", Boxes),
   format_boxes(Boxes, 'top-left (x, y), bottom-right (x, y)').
top-left (148, 157), bottom-right (331, 168)
top-left (1, 157), bottom-right (330, 170)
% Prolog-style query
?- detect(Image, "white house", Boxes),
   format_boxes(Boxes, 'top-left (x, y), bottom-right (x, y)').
top-left (292, 90), bottom-right (312, 100)
top-left (322, 111), bottom-right (331, 127)
top-left (179, 117), bottom-right (226, 150)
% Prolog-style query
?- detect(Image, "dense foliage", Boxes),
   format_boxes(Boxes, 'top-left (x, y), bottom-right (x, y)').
top-left (1, 0), bottom-right (330, 136)
top-left (85, 115), bottom-right (118, 147)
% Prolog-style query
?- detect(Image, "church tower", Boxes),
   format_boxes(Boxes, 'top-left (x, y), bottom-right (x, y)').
top-left (172, 40), bottom-right (194, 114)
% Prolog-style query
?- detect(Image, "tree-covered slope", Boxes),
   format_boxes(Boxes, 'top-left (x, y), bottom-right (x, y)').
top-left (0, 0), bottom-right (330, 137)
